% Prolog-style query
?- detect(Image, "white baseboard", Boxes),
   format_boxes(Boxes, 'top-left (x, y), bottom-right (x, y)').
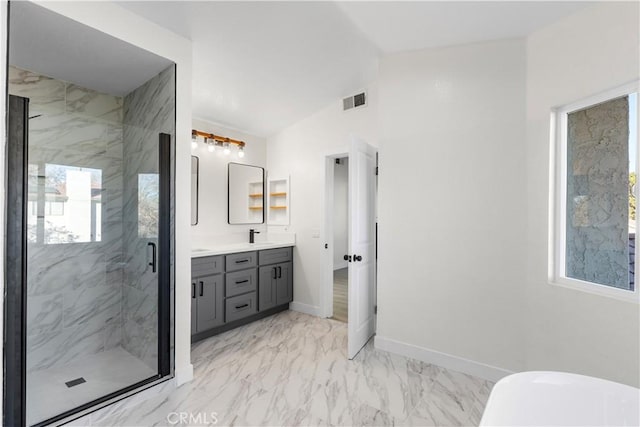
top-left (174, 363), bottom-right (194, 386)
top-left (289, 301), bottom-right (321, 317)
top-left (374, 335), bottom-right (513, 383)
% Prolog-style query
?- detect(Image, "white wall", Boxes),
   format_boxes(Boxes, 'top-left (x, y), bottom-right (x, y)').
top-left (191, 118), bottom-right (267, 246)
top-left (3, 2), bottom-right (194, 385)
top-left (267, 86), bottom-right (378, 314)
top-left (333, 158), bottom-right (349, 269)
top-left (376, 38), bottom-right (527, 376)
top-left (525, 2), bottom-right (639, 387)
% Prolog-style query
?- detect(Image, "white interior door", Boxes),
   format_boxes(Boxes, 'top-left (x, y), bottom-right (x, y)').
top-left (348, 135), bottom-right (377, 359)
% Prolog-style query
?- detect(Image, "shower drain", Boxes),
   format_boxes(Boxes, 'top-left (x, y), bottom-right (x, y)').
top-left (65, 377), bottom-right (86, 388)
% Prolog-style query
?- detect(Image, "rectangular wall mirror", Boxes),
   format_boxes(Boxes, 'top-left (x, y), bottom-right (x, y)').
top-left (191, 156), bottom-right (199, 225)
top-left (228, 162), bottom-right (265, 224)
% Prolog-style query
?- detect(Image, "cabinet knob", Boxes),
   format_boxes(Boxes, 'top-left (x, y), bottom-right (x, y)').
top-left (343, 254), bottom-right (352, 262)
top-left (353, 254), bottom-right (362, 262)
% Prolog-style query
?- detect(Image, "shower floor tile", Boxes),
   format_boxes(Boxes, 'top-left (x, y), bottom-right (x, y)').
top-left (26, 347), bottom-right (155, 426)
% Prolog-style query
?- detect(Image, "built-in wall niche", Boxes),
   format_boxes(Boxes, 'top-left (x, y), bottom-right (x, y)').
top-left (248, 180), bottom-right (264, 222)
top-left (267, 176), bottom-right (290, 225)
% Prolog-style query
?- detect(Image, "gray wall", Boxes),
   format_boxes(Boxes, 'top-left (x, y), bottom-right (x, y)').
top-left (122, 65), bottom-right (176, 370)
top-left (566, 96), bottom-right (630, 289)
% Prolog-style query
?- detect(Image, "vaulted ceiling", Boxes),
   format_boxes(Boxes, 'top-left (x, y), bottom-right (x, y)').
top-left (117, 1), bottom-right (589, 137)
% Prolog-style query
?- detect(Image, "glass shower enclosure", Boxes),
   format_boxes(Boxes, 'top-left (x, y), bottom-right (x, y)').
top-left (4, 3), bottom-right (175, 425)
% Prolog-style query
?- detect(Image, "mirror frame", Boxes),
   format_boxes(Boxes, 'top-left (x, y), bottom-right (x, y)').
top-left (191, 156), bottom-right (199, 226)
top-left (227, 162), bottom-right (265, 225)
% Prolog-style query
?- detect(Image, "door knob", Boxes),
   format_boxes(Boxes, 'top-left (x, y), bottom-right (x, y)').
top-left (353, 254), bottom-right (362, 262)
top-left (343, 254), bottom-right (352, 262)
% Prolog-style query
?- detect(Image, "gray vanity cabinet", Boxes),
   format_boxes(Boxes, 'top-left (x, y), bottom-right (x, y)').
top-left (194, 274), bottom-right (224, 332)
top-left (258, 247), bottom-right (293, 310)
top-left (258, 262), bottom-right (293, 310)
top-left (192, 247), bottom-right (293, 342)
top-left (276, 262), bottom-right (293, 305)
top-left (191, 255), bottom-right (224, 334)
top-left (258, 266), bottom-right (278, 311)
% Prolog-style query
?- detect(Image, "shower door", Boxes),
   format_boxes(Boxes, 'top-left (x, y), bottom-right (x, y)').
top-left (5, 84), bottom-right (173, 426)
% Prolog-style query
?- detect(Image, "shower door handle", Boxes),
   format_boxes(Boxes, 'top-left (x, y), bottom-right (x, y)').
top-left (148, 242), bottom-right (157, 273)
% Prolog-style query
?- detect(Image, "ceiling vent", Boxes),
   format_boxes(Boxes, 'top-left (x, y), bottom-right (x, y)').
top-left (343, 91), bottom-right (367, 111)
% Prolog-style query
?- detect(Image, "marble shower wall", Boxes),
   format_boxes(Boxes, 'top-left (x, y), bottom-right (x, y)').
top-left (122, 65), bottom-right (176, 371)
top-left (8, 66), bottom-right (125, 371)
top-left (566, 96), bottom-right (630, 289)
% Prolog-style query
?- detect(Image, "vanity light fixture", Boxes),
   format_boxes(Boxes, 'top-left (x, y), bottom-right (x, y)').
top-left (191, 129), bottom-right (247, 157)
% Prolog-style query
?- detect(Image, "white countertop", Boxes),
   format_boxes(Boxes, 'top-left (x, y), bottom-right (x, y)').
top-left (192, 241), bottom-right (294, 257)
top-left (191, 233), bottom-right (296, 257)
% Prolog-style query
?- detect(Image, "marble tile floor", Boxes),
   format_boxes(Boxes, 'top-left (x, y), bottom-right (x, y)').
top-left (28, 347), bottom-right (156, 426)
top-left (68, 311), bottom-right (493, 426)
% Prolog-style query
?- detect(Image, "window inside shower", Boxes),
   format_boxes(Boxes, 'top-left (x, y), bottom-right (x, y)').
top-left (27, 164), bottom-right (102, 244)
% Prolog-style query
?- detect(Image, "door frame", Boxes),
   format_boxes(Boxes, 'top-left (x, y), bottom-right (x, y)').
top-left (321, 141), bottom-right (378, 329)
top-left (4, 95), bottom-right (29, 427)
top-left (3, 99), bottom-right (175, 425)
top-left (321, 149), bottom-right (348, 319)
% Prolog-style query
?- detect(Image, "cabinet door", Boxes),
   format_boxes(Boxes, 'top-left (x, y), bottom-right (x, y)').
top-left (191, 280), bottom-right (197, 334)
top-left (276, 262), bottom-right (293, 305)
top-left (196, 274), bottom-right (224, 332)
top-left (259, 266), bottom-right (277, 311)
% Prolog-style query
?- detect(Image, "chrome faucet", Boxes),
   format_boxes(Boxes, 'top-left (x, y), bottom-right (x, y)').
top-left (249, 229), bottom-right (260, 244)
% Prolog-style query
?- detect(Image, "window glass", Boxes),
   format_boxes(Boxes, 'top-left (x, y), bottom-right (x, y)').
top-left (138, 173), bottom-right (159, 238)
top-left (27, 163), bottom-right (102, 244)
top-left (565, 95), bottom-right (635, 290)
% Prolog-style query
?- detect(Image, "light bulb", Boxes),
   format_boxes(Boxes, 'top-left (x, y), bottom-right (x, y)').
top-left (191, 134), bottom-right (198, 149)
top-left (223, 142), bottom-right (231, 155)
top-left (238, 146), bottom-right (245, 158)
top-left (208, 143), bottom-right (215, 153)
top-left (202, 137), bottom-right (213, 152)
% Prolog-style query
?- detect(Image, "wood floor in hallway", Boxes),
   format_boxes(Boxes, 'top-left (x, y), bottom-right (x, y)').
top-left (332, 267), bottom-right (348, 323)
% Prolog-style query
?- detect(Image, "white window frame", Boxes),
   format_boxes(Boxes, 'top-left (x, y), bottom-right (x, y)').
top-left (551, 81), bottom-right (640, 304)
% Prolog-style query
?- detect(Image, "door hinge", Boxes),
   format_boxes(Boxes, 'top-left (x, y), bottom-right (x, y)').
top-left (374, 305), bottom-right (378, 314)
top-left (375, 166), bottom-right (378, 176)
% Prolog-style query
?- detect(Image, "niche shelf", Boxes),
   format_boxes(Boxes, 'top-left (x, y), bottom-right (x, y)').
top-left (267, 176), bottom-right (290, 225)
top-left (248, 181), bottom-right (264, 222)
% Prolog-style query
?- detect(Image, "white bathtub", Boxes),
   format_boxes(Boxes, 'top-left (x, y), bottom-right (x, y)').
top-left (480, 371), bottom-right (640, 426)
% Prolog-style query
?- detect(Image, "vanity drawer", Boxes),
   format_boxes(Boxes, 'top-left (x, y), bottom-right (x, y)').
top-left (225, 268), bottom-right (257, 297)
top-left (192, 255), bottom-right (223, 277)
top-left (259, 247), bottom-right (292, 265)
top-left (225, 292), bottom-right (257, 323)
top-left (225, 251), bottom-right (257, 272)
